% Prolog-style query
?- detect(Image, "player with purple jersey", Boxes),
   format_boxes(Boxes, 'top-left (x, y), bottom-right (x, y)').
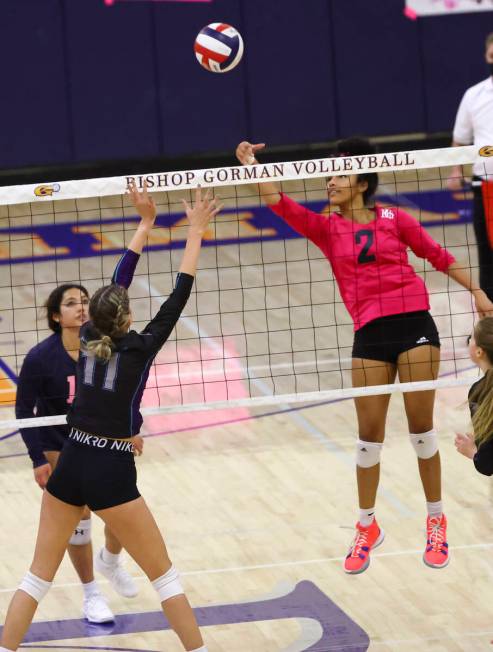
top-left (14, 193), bottom-right (153, 623)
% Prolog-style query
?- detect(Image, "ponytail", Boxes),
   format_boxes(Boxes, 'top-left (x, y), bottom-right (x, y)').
top-left (470, 317), bottom-right (493, 446)
top-left (471, 369), bottom-right (493, 446)
top-left (84, 284), bottom-right (130, 363)
top-left (85, 334), bottom-right (114, 363)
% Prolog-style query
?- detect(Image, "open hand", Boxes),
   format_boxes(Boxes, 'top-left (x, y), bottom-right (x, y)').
top-left (454, 432), bottom-right (477, 459)
top-left (127, 180), bottom-right (157, 228)
top-left (182, 186), bottom-right (222, 235)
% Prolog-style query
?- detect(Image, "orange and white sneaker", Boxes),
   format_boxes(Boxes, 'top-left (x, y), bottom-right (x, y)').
top-left (423, 513), bottom-right (449, 569)
top-left (344, 520), bottom-right (385, 574)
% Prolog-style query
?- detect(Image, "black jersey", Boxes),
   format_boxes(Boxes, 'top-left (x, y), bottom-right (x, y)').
top-left (67, 272), bottom-right (194, 438)
top-left (468, 376), bottom-right (493, 476)
top-left (15, 249), bottom-right (140, 467)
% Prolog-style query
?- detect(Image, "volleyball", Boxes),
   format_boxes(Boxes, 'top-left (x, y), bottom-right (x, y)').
top-left (194, 23), bottom-right (244, 73)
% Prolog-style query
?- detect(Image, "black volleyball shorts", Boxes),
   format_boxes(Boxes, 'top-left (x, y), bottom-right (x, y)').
top-left (46, 428), bottom-right (141, 511)
top-left (352, 311), bottom-right (440, 364)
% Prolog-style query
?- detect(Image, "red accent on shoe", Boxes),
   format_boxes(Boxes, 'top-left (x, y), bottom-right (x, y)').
top-left (344, 519), bottom-right (385, 574)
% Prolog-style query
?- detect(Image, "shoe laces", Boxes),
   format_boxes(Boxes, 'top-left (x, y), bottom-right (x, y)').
top-left (427, 516), bottom-right (446, 551)
top-left (349, 527), bottom-right (370, 558)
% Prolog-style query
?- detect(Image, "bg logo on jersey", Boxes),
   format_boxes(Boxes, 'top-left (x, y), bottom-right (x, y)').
top-left (380, 208), bottom-right (395, 219)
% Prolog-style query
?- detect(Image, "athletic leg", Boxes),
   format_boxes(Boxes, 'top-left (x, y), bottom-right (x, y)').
top-left (344, 358), bottom-right (396, 574)
top-left (397, 345), bottom-right (441, 502)
top-left (1, 491), bottom-right (83, 651)
top-left (45, 451), bottom-right (95, 583)
top-left (352, 358), bottom-right (397, 509)
top-left (398, 344), bottom-right (448, 568)
top-left (45, 451), bottom-right (114, 622)
top-left (95, 497), bottom-right (204, 652)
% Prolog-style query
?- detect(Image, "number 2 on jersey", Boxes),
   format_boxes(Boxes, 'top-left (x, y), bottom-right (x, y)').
top-left (355, 229), bottom-right (376, 264)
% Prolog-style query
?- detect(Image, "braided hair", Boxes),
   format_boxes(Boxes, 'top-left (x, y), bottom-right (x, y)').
top-left (84, 285), bottom-right (130, 362)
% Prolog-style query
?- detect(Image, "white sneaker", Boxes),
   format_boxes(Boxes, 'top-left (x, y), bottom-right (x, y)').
top-left (83, 592), bottom-right (115, 623)
top-left (95, 548), bottom-right (138, 598)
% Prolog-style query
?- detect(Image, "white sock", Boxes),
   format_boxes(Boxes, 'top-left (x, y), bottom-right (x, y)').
top-left (101, 547), bottom-right (120, 566)
top-left (426, 500), bottom-right (443, 518)
top-left (82, 580), bottom-right (100, 598)
top-left (0, 647), bottom-right (15, 651)
top-left (359, 507), bottom-right (375, 527)
top-left (189, 647), bottom-right (208, 652)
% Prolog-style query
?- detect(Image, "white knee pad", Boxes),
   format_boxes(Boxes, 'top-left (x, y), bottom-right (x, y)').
top-left (152, 565), bottom-right (184, 602)
top-left (68, 518), bottom-right (92, 546)
top-left (410, 429), bottom-right (439, 459)
top-left (19, 571), bottom-right (52, 603)
top-left (356, 440), bottom-right (383, 468)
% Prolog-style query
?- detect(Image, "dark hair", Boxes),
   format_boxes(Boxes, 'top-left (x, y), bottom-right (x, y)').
top-left (335, 137), bottom-right (379, 205)
top-left (85, 284), bottom-right (130, 362)
top-left (486, 32), bottom-right (493, 49)
top-left (45, 284), bottom-right (89, 333)
top-left (469, 317), bottom-right (493, 446)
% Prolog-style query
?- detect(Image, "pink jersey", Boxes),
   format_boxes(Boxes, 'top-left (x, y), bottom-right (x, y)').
top-left (270, 194), bottom-right (455, 331)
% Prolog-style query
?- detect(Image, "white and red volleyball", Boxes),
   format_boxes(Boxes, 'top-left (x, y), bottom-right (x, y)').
top-left (194, 23), bottom-right (244, 73)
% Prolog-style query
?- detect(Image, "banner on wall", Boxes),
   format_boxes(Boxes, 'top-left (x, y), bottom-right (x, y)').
top-left (405, 0), bottom-right (493, 17)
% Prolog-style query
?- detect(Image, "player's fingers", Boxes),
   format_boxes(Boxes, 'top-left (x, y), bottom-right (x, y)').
top-left (252, 143), bottom-right (266, 152)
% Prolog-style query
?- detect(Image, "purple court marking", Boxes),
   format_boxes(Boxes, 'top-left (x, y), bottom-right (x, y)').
top-left (0, 357), bottom-right (17, 384)
top-left (9, 581), bottom-right (369, 652)
top-left (0, 430), bottom-right (19, 441)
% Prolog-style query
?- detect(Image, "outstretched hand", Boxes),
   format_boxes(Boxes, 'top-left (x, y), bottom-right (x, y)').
top-left (454, 432), bottom-right (477, 459)
top-left (181, 186), bottom-right (222, 235)
top-left (236, 141), bottom-right (266, 166)
top-left (127, 180), bottom-right (157, 228)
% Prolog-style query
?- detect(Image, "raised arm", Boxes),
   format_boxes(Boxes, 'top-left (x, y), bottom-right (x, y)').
top-left (179, 186), bottom-right (221, 277)
top-left (140, 187), bottom-right (220, 352)
top-left (236, 141), bottom-right (280, 205)
top-left (236, 141), bottom-right (326, 247)
top-left (126, 180), bottom-right (157, 254)
top-left (112, 181), bottom-right (158, 288)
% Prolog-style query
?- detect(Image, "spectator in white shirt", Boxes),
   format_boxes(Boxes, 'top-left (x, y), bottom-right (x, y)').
top-left (448, 32), bottom-right (493, 302)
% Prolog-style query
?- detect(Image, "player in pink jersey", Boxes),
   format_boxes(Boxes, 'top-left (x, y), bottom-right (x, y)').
top-left (236, 138), bottom-right (493, 574)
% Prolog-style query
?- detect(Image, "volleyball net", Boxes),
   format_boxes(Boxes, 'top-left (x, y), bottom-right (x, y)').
top-left (0, 144), bottom-right (491, 434)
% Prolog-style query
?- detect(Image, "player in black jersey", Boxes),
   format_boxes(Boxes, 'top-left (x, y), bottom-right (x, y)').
top-left (13, 191), bottom-right (156, 622)
top-left (455, 317), bottom-right (493, 475)
top-left (0, 184), bottom-right (218, 652)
